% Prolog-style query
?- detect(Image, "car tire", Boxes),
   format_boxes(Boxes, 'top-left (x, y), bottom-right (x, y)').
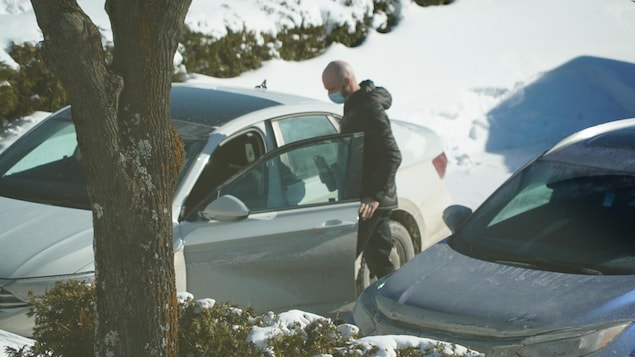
top-left (356, 220), bottom-right (415, 295)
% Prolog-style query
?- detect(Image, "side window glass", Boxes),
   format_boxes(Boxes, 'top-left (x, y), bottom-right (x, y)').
top-left (218, 134), bottom-right (362, 213)
top-left (184, 131), bottom-right (264, 218)
top-left (273, 115), bottom-right (337, 145)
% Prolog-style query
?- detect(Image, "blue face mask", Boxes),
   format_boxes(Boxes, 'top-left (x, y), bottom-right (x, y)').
top-left (328, 91), bottom-right (347, 104)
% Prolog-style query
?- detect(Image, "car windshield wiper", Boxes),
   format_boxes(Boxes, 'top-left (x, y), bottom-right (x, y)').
top-left (492, 258), bottom-right (604, 275)
top-left (535, 257), bottom-right (604, 275)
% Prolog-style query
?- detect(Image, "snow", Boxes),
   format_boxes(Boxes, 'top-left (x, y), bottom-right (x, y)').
top-left (0, 330), bottom-right (31, 356)
top-left (1, 0), bottom-right (635, 355)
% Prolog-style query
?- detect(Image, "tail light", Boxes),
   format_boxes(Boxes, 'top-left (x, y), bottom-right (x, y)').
top-left (432, 152), bottom-right (447, 178)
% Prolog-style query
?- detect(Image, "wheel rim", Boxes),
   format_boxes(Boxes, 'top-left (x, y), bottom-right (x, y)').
top-left (390, 237), bottom-right (407, 269)
top-left (359, 238), bottom-right (406, 293)
top-left (356, 222), bottom-right (415, 294)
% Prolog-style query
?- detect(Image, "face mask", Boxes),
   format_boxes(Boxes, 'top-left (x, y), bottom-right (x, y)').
top-left (328, 91), bottom-right (347, 104)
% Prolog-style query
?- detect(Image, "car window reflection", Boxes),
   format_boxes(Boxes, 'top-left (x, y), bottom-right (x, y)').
top-left (214, 135), bottom-right (358, 214)
top-left (272, 115), bottom-right (337, 146)
top-left (183, 131), bottom-right (265, 217)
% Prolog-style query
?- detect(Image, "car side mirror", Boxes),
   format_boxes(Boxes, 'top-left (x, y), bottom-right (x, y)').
top-left (201, 195), bottom-right (249, 221)
top-left (443, 204), bottom-right (472, 233)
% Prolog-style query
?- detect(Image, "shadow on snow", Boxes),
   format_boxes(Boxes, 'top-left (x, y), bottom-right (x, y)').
top-left (485, 56), bottom-right (635, 169)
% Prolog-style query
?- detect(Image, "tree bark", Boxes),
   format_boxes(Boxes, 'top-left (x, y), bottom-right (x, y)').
top-left (30, 0), bottom-right (192, 355)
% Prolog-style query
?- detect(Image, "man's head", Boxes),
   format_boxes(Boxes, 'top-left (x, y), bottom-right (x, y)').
top-left (322, 60), bottom-right (359, 104)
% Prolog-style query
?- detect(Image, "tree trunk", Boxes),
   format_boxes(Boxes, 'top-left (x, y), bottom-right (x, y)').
top-left (30, 0), bottom-right (192, 355)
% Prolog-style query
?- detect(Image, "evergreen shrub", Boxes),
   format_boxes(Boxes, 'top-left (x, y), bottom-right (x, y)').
top-left (4, 280), bottom-right (94, 357)
top-left (4, 280), bottom-right (474, 357)
top-left (0, 61), bottom-right (18, 121)
top-left (373, 0), bottom-right (401, 33)
top-left (414, 0), bottom-right (453, 6)
top-left (4, 281), bottom-right (372, 357)
top-left (276, 24), bottom-right (329, 61)
top-left (178, 27), bottom-right (273, 78)
top-left (2, 43), bottom-right (68, 123)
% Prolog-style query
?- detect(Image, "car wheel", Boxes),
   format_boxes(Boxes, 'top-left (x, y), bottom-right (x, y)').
top-left (356, 220), bottom-right (415, 295)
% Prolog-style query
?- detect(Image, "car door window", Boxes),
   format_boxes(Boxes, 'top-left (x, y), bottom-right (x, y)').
top-left (272, 115), bottom-right (338, 146)
top-left (216, 133), bottom-right (363, 213)
top-left (183, 131), bottom-right (265, 217)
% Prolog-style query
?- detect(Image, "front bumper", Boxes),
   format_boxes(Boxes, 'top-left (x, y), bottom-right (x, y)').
top-left (352, 281), bottom-right (633, 357)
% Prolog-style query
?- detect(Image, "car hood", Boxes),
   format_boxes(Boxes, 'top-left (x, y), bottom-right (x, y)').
top-left (0, 197), bottom-right (94, 279)
top-left (375, 241), bottom-right (635, 338)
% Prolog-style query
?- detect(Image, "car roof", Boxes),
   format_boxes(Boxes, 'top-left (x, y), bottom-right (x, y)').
top-left (55, 83), bottom-right (334, 140)
top-left (543, 117), bottom-right (635, 172)
top-left (170, 82), bottom-right (326, 127)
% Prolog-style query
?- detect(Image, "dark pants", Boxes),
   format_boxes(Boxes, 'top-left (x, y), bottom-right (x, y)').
top-left (357, 209), bottom-right (395, 279)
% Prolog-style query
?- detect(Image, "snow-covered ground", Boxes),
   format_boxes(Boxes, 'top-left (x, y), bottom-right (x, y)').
top-left (1, 0), bottom-right (635, 355)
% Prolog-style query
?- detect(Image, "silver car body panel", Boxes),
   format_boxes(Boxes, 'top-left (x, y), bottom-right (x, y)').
top-left (180, 202), bottom-right (359, 313)
top-left (390, 120), bottom-right (451, 248)
top-left (0, 197), bottom-right (93, 278)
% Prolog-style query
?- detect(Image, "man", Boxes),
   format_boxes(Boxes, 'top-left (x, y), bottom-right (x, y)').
top-left (321, 60), bottom-right (402, 279)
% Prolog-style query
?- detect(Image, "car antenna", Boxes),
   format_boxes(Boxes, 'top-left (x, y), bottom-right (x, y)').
top-left (255, 79), bottom-right (267, 90)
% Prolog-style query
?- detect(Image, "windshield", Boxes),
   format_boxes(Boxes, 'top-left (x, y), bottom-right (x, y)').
top-left (450, 159), bottom-right (635, 275)
top-left (0, 110), bottom-right (208, 209)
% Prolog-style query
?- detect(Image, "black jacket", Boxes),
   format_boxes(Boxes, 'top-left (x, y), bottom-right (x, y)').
top-left (341, 80), bottom-right (402, 209)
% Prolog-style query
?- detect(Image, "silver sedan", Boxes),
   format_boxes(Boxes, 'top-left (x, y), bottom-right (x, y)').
top-left (0, 83), bottom-right (451, 336)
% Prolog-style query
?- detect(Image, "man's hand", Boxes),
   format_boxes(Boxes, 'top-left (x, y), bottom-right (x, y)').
top-left (359, 197), bottom-right (380, 220)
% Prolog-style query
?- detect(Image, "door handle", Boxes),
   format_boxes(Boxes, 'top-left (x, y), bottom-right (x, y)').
top-left (321, 219), bottom-right (356, 228)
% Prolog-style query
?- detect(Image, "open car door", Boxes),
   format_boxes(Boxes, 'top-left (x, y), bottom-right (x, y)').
top-left (179, 133), bottom-right (363, 314)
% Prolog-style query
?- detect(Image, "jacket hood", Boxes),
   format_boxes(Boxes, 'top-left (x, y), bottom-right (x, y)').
top-left (0, 197), bottom-right (94, 279)
top-left (375, 242), bottom-right (635, 338)
top-left (358, 80), bottom-right (392, 110)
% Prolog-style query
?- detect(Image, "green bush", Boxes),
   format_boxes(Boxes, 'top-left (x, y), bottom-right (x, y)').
top-left (326, 19), bottom-right (371, 48)
top-left (4, 281), bottom-right (477, 357)
top-left (3, 281), bottom-right (374, 357)
top-left (0, 61), bottom-right (19, 121)
top-left (179, 27), bottom-right (273, 78)
top-left (5, 42), bottom-right (68, 120)
top-left (373, 0), bottom-right (402, 33)
top-left (178, 299), bottom-right (261, 356)
top-left (0, 43), bottom-right (68, 124)
top-left (4, 280), bottom-right (94, 357)
top-left (277, 24), bottom-right (329, 61)
top-left (266, 318), bottom-right (375, 357)
top-left (414, 0), bottom-right (453, 6)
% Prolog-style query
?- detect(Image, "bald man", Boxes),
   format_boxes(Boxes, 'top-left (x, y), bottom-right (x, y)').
top-left (322, 60), bottom-right (402, 279)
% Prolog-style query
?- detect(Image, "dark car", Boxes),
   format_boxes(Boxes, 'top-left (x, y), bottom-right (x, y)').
top-left (352, 118), bottom-right (635, 356)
